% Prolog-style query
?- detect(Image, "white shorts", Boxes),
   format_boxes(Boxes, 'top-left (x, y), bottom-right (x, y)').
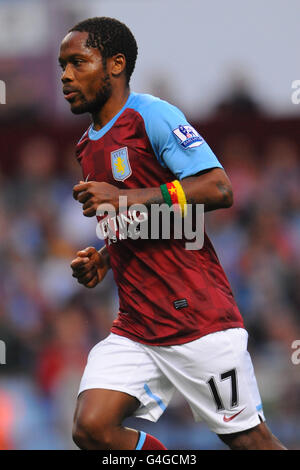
top-left (78, 328), bottom-right (265, 435)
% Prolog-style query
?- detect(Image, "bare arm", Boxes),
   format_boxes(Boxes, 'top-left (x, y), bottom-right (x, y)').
top-left (73, 168), bottom-right (233, 217)
top-left (124, 168), bottom-right (233, 212)
top-left (71, 168), bottom-right (232, 287)
top-left (181, 168), bottom-right (233, 212)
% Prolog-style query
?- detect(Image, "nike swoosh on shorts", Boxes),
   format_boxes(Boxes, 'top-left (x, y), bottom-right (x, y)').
top-left (223, 407), bottom-right (246, 422)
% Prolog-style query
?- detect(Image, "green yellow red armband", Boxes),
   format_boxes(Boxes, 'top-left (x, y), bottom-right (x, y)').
top-left (160, 180), bottom-right (187, 217)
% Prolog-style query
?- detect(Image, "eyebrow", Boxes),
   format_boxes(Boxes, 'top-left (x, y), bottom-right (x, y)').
top-left (58, 53), bottom-right (87, 64)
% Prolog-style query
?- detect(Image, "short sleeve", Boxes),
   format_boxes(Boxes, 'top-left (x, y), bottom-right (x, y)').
top-left (142, 100), bottom-right (223, 180)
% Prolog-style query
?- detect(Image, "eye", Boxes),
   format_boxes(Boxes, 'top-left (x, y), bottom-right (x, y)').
top-left (58, 62), bottom-right (65, 71)
top-left (73, 59), bottom-right (83, 67)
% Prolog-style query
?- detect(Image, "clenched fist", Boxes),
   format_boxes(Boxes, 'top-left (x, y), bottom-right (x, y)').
top-left (70, 246), bottom-right (110, 288)
top-left (73, 181), bottom-right (121, 217)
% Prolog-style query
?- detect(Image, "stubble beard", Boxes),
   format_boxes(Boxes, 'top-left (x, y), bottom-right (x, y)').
top-left (70, 73), bottom-right (112, 115)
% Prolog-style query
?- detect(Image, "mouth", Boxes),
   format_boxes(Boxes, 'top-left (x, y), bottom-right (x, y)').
top-left (63, 89), bottom-right (80, 101)
top-left (64, 92), bottom-right (79, 101)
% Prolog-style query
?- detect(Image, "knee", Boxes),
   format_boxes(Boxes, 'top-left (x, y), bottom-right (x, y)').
top-left (226, 435), bottom-right (253, 451)
top-left (72, 414), bottom-right (114, 450)
top-left (219, 423), bottom-right (286, 451)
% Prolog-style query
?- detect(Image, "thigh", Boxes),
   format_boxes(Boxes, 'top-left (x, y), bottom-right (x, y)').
top-left (73, 388), bottom-right (141, 450)
top-left (78, 333), bottom-right (175, 422)
top-left (144, 328), bottom-right (265, 435)
top-left (74, 388), bottom-right (140, 428)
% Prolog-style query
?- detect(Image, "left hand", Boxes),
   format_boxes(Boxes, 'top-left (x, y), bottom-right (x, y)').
top-left (73, 181), bottom-right (121, 217)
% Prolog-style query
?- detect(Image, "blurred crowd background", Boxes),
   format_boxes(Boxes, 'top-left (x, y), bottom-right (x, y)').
top-left (0, 0), bottom-right (300, 450)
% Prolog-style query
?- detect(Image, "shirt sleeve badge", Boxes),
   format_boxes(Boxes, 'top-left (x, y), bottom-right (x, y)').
top-left (173, 125), bottom-right (204, 149)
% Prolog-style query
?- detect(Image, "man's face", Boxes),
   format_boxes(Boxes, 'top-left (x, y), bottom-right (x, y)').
top-left (59, 31), bottom-right (112, 114)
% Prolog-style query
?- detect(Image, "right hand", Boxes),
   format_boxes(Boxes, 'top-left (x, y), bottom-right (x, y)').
top-left (70, 246), bottom-right (109, 288)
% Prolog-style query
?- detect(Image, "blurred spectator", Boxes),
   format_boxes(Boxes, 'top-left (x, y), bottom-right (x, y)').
top-left (213, 72), bottom-right (262, 118)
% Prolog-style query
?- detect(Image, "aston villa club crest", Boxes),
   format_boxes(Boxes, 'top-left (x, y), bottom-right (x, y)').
top-left (111, 147), bottom-right (132, 181)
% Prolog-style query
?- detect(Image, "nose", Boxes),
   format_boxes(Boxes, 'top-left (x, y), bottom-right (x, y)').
top-left (61, 63), bottom-right (74, 83)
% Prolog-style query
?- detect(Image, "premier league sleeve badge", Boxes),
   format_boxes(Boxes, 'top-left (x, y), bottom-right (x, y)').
top-left (173, 125), bottom-right (204, 149)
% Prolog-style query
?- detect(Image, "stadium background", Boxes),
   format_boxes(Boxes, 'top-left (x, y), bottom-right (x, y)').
top-left (0, 0), bottom-right (300, 449)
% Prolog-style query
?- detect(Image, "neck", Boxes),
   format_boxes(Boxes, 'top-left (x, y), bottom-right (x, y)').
top-left (91, 86), bottom-right (130, 131)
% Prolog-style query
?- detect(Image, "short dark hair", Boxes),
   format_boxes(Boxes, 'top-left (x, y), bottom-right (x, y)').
top-left (69, 17), bottom-right (138, 84)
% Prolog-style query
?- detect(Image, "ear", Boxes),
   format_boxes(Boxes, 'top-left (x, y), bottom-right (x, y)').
top-left (110, 53), bottom-right (126, 78)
